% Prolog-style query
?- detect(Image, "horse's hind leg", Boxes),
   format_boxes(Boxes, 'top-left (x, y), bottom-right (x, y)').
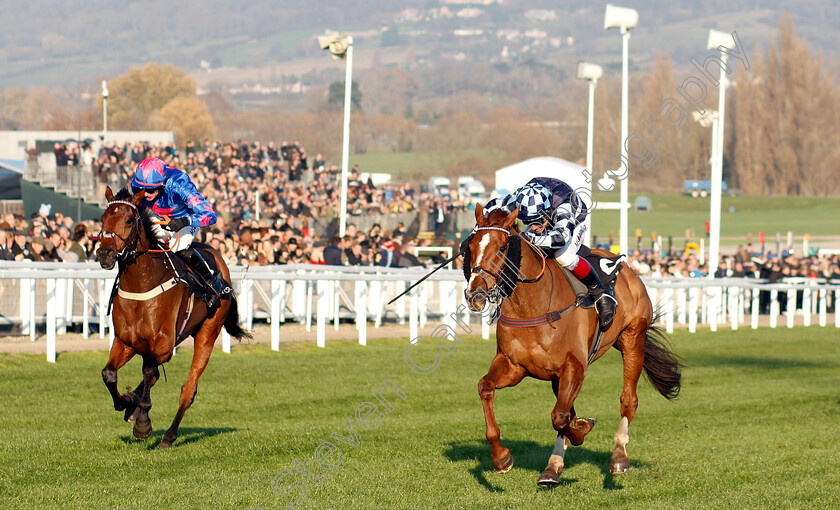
top-left (158, 322), bottom-right (218, 448)
top-left (611, 321), bottom-right (646, 474)
top-left (102, 337), bottom-right (136, 411)
top-left (478, 353), bottom-right (526, 473)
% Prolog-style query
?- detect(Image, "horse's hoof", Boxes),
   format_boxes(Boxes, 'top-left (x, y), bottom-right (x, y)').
top-left (537, 469), bottom-right (559, 487)
top-left (133, 417), bottom-right (152, 440)
top-left (493, 450), bottom-right (514, 474)
top-left (610, 456), bottom-right (630, 474)
top-left (158, 432), bottom-right (177, 449)
top-left (133, 426), bottom-right (152, 440)
top-left (573, 417), bottom-right (597, 433)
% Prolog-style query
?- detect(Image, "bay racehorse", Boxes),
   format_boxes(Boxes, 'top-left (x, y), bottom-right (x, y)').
top-left (463, 203), bottom-right (682, 486)
top-left (97, 187), bottom-right (251, 448)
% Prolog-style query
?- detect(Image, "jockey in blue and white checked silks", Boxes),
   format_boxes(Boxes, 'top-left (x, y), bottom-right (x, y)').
top-left (484, 177), bottom-right (616, 330)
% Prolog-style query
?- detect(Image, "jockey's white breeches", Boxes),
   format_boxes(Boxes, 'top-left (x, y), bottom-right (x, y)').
top-left (554, 223), bottom-right (587, 270)
top-left (149, 214), bottom-right (196, 253)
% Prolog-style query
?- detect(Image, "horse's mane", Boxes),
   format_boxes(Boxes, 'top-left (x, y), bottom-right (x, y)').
top-left (461, 212), bottom-right (522, 299)
top-left (114, 187), bottom-right (164, 248)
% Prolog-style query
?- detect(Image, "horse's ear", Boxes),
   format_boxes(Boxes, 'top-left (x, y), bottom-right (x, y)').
top-left (475, 202), bottom-right (486, 226)
top-left (501, 207), bottom-right (518, 229)
top-left (105, 186), bottom-right (114, 202)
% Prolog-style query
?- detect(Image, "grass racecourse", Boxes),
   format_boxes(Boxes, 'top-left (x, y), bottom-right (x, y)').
top-left (1, 327), bottom-right (839, 509)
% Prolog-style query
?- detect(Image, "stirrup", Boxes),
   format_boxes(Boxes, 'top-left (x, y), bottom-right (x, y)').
top-left (596, 294), bottom-right (617, 306)
top-left (594, 294), bottom-right (616, 330)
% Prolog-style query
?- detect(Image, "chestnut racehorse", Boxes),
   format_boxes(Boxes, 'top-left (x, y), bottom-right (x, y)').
top-left (464, 203), bottom-right (682, 486)
top-left (97, 187), bottom-right (251, 448)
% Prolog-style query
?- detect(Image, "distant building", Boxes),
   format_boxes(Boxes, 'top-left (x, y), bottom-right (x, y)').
top-left (496, 29), bottom-right (521, 41)
top-left (441, 0), bottom-right (500, 4)
top-left (525, 10), bottom-right (557, 21)
top-left (0, 131), bottom-right (174, 162)
top-left (454, 29), bottom-right (484, 37)
top-left (456, 8), bottom-right (484, 18)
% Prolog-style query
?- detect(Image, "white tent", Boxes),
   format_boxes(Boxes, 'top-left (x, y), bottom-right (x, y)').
top-left (494, 157), bottom-right (592, 208)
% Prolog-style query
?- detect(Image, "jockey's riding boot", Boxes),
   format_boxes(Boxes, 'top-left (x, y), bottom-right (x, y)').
top-left (579, 266), bottom-right (617, 331)
top-left (179, 248), bottom-right (230, 310)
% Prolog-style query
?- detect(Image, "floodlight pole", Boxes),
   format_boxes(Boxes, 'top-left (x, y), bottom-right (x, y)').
top-left (708, 46), bottom-right (728, 280)
top-left (102, 80), bottom-right (109, 142)
top-left (338, 38), bottom-right (354, 238)
top-left (584, 79), bottom-right (596, 246)
top-left (619, 27), bottom-right (630, 255)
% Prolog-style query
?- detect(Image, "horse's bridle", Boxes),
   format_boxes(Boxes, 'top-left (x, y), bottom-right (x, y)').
top-left (470, 225), bottom-right (546, 288)
top-left (469, 226), bottom-right (512, 288)
top-left (100, 200), bottom-right (142, 262)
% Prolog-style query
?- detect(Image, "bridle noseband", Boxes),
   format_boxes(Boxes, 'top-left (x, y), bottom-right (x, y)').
top-left (101, 199), bottom-right (142, 261)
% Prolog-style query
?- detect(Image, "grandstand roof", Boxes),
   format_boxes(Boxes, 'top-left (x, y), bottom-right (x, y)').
top-left (0, 159), bottom-right (24, 173)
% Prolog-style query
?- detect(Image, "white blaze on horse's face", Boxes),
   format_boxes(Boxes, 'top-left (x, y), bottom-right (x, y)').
top-left (469, 232), bottom-right (492, 288)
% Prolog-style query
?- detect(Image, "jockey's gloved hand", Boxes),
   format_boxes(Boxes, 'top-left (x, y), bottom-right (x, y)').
top-left (164, 217), bottom-right (190, 232)
top-left (523, 223), bottom-right (544, 236)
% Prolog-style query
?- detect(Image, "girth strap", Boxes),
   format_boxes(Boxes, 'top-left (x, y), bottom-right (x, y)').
top-left (498, 298), bottom-right (605, 365)
top-left (118, 277), bottom-right (183, 301)
top-left (498, 298), bottom-right (582, 328)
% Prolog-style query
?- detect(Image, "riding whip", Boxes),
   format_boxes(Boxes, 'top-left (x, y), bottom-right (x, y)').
top-left (387, 249), bottom-right (463, 305)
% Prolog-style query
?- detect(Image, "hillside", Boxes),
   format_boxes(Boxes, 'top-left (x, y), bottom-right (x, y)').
top-left (1, 0), bottom-right (838, 97)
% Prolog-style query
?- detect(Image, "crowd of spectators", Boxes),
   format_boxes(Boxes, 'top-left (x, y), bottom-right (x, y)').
top-left (85, 139), bottom-right (470, 231)
top-left (34, 140), bottom-right (840, 287)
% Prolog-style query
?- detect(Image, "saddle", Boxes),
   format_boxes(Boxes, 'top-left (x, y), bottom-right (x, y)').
top-left (171, 244), bottom-right (227, 307)
top-left (108, 244), bottom-right (226, 314)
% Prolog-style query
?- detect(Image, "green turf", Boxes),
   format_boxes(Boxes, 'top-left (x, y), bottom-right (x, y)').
top-left (1, 327), bottom-right (839, 509)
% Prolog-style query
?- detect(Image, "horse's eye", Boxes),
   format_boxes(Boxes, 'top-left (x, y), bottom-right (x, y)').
top-left (499, 245), bottom-right (507, 254)
top-left (126, 217), bottom-right (135, 225)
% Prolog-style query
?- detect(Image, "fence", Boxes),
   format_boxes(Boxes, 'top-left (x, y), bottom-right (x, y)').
top-left (0, 261), bottom-right (836, 362)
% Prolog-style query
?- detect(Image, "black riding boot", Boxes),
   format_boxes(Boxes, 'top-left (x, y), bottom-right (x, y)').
top-left (579, 266), bottom-right (617, 331)
top-left (178, 248), bottom-right (229, 310)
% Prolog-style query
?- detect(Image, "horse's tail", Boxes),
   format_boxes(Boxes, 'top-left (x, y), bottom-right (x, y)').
top-left (223, 293), bottom-right (253, 342)
top-left (643, 309), bottom-right (683, 400)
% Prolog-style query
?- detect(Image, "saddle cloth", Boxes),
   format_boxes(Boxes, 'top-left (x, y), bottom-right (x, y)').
top-left (557, 245), bottom-right (626, 308)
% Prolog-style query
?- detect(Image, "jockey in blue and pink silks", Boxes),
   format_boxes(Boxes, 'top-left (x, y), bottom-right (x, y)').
top-left (130, 157), bottom-right (230, 309)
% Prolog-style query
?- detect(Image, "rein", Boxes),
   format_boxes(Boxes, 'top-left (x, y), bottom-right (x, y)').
top-left (517, 234), bottom-right (547, 283)
top-left (469, 226), bottom-right (546, 288)
top-left (101, 199), bottom-right (177, 259)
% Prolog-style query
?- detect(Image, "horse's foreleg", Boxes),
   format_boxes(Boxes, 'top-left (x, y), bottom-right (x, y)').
top-left (132, 358), bottom-right (160, 440)
top-left (537, 433), bottom-right (569, 487)
top-left (101, 337), bottom-right (136, 411)
top-left (611, 327), bottom-right (645, 474)
top-left (158, 326), bottom-right (216, 449)
top-left (478, 353), bottom-right (526, 473)
top-left (539, 354), bottom-right (590, 486)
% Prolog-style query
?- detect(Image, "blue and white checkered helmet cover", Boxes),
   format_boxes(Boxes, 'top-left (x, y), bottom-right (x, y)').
top-left (514, 183), bottom-right (552, 223)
